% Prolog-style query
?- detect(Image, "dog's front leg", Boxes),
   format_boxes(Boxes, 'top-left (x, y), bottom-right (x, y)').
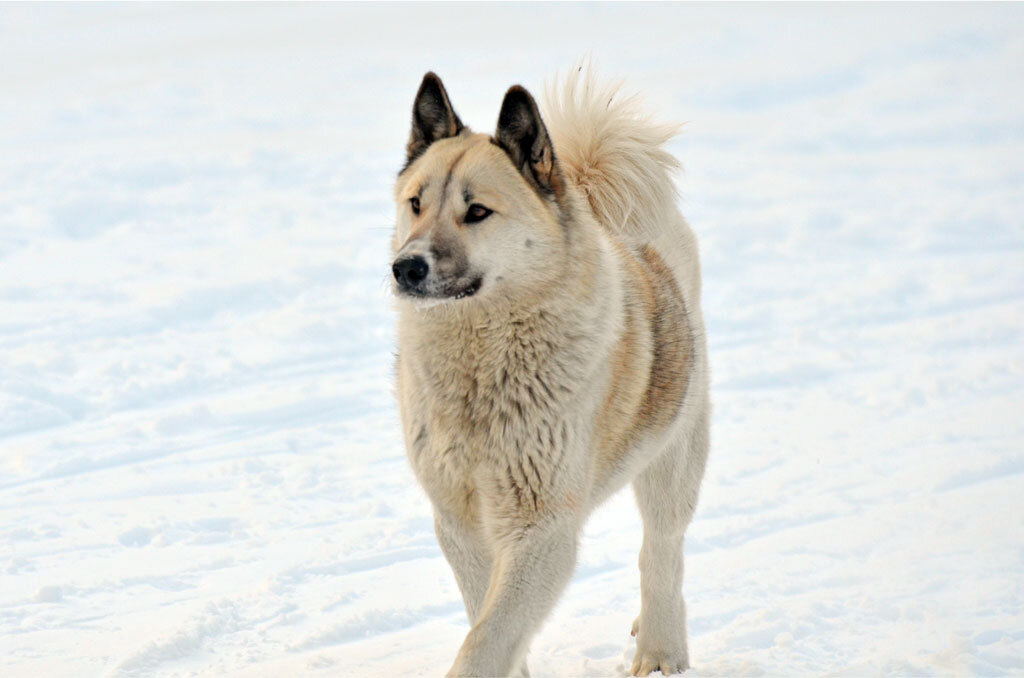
top-left (446, 517), bottom-right (578, 677)
top-left (435, 513), bottom-right (492, 625)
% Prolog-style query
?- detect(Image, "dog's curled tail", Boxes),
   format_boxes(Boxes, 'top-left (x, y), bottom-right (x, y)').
top-left (544, 66), bottom-right (682, 240)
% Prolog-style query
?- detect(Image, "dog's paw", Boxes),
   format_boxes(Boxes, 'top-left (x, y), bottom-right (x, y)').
top-left (629, 650), bottom-right (688, 677)
top-left (629, 617), bottom-right (689, 676)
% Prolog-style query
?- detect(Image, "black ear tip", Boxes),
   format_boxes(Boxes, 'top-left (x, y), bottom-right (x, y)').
top-left (417, 72), bottom-right (449, 100)
top-left (502, 85), bottom-right (534, 107)
top-left (499, 85), bottom-right (539, 129)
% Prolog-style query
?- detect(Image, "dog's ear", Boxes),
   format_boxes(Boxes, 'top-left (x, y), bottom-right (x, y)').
top-left (405, 72), bottom-right (464, 169)
top-left (495, 85), bottom-right (562, 197)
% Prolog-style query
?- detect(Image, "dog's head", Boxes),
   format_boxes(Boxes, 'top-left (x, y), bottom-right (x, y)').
top-left (391, 73), bottom-right (568, 308)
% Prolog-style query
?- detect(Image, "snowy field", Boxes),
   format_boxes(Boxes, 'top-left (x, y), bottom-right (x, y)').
top-left (2, 3), bottom-right (1023, 676)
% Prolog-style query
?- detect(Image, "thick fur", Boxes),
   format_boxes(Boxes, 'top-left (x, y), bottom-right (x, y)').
top-left (544, 70), bottom-right (682, 241)
top-left (391, 68), bottom-right (709, 677)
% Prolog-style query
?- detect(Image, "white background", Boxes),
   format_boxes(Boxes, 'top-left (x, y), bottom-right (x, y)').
top-left (1, 4), bottom-right (1022, 676)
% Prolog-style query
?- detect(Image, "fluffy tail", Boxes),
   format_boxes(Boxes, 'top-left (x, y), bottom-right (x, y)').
top-left (544, 66), bottom-right (682, 240)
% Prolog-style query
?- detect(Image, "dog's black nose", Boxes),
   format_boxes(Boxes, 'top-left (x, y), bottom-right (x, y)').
top-left (392, 255), bottom-right (429, 291)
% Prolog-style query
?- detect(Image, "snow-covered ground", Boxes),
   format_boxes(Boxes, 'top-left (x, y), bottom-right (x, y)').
top-left (2, 4), bottom-right (1023, 676)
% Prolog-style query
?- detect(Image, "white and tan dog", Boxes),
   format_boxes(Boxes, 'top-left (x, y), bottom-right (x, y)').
top-left (390, 69), bottom-right (709, 677)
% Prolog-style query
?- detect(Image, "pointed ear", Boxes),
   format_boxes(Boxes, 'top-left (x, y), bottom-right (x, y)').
top-left (495, 85), bottom-right (562, 196)
top-left (405, 72), bottom-right (464, 169)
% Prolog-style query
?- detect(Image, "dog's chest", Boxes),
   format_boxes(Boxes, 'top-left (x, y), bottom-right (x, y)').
top-left (400, 318), bottom-right (588, 524)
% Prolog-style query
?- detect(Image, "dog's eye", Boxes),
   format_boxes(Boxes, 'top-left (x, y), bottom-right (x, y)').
top-left (465, 204), bottom-right (493, 224)
top-left (410, 196), bottom-right (421, 215)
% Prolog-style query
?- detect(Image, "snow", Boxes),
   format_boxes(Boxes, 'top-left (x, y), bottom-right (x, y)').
top-left (1, 3), bottom-right (1023, 676)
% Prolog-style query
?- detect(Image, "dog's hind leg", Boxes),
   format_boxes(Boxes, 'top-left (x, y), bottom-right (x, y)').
top-left (629, 404), bottom-right (709, 676)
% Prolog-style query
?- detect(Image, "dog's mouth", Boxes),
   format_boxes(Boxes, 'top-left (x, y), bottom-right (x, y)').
top-left (397, 275), bottom-right (483, 302)
top-left (450, 276), bottom-right (482, 300)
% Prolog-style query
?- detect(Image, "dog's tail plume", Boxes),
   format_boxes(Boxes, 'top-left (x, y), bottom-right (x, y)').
top-left (544, 65), bottom-right (682, 240)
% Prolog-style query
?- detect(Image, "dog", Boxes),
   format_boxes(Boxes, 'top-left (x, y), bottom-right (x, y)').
top-left (390, 68), bottom-right (709, 677)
